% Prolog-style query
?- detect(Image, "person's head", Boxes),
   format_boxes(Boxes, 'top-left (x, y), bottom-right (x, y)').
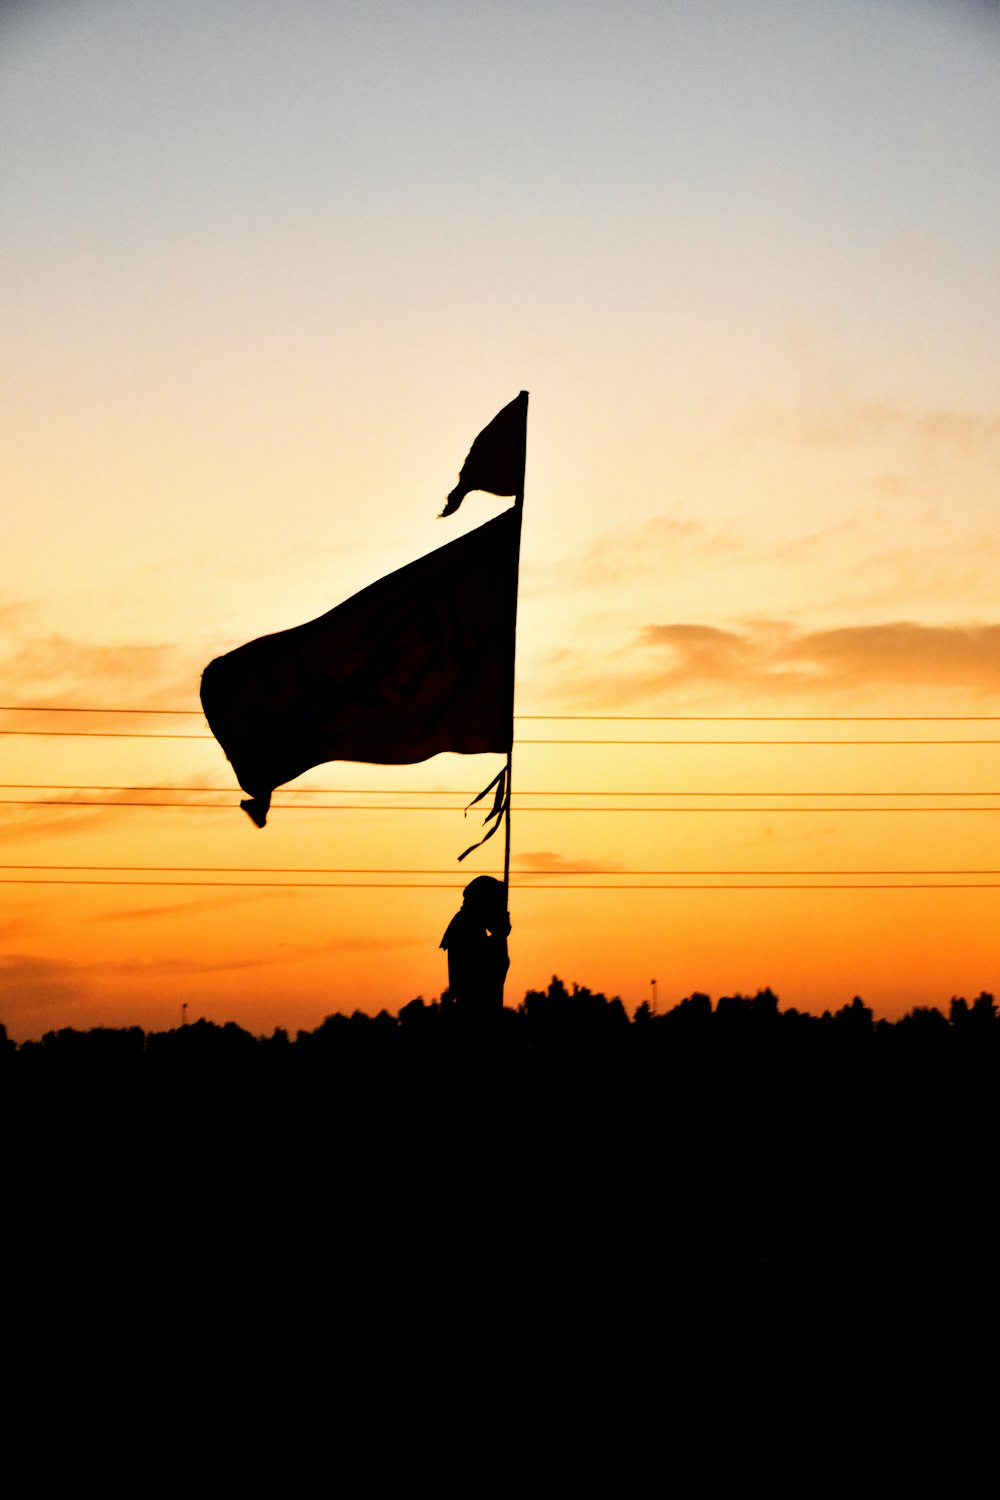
top-left (462, 875), bottom-right (506, 924)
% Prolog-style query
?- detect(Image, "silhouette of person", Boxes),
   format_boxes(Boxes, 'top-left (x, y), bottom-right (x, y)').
top-left (440, 876), bottom-right (510, 1019)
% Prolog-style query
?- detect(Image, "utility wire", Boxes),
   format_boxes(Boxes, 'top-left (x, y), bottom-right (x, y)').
top-left (5, 783), bottom-right (1000, 797)
top-left (3, 863), bottom-right (998, 875)
top-left (2, 878), bottom-right (998, 890)
top-left (4, 730), bottom-right (999, 744)
top-left (521, 715), bottom-right (1000, 722)
top-left (0, 730), bottom-right (211, 738)
top-left (4, 706), bottom-right (1000, 721)
top-left (520, 738), bottom-right (1000, 746)
top-left (4, 799), bottom-right (1000, 812)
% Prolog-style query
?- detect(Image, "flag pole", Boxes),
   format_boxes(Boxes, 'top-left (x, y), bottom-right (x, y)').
top-left (503, 391), bottom-right (529, 905)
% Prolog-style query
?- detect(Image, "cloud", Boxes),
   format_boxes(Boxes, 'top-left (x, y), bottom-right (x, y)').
top-left (0, 806), bottom-right (135, 845)
top-left (0, 630), bottom-right (221, 721)
top-left (1, 636), bottom-right (184, 701)
top-left (635, 620), bottom-right (1000, 696)
top-left (310, 935), bottom-right (424, 954)
top-left (0, 601), bottom-right (35, 632)
top-left (545, 617), bottom-right (1000, 710)
top-left (789, 623), bottom-right (1000, 690)
top-left (87, 889), bottom-right (298, 924)
top-left (571, 512), bottom-right (726, 588)
top-left (0, 954), bottom-right (91, 1018)
top-left (99, 950), bottom-right (309, 978)
top-left (0, 913), bottom-right (38, 943)
top-left (749, 395), bottom-right (1000, 456)
top-left (0, 931), bottom-right (427, 1038)
top-left (0, 802), bottom-right (235, 846)
top-left (745, 824), bottom-right (837, 848)
top-left (638, 624), bottom-right (758, 681)
top-left (515, 851), bottom-right (624, 875)
top-left (89, 926), bottom-right (424, 979)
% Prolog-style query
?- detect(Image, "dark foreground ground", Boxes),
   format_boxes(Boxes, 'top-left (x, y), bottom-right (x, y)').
top-left (5, 979), bottom-right (997, 1454)
top-left (6, 980), bottom-right (996, 1279)
top-left (8, 985), bottom-right (992, 1481)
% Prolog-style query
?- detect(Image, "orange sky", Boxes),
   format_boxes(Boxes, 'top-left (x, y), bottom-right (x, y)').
top-left (2, 1), bottom-right (999, 1038)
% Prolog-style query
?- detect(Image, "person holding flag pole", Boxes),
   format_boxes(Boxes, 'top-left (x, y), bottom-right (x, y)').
top-left (438, 391), bottom-right (528, 1019)
top-left (200, 391), bottom-right (529, 1014)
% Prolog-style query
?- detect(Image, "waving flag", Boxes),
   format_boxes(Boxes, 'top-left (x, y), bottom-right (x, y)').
top-left (441, 391), bottom-right (528, 517)
top-left (202, 509), bottom-right (518, 827)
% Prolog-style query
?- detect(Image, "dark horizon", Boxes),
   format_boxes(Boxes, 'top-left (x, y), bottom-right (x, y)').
top-left (6, 975), bottom-right (996, 1051)
top-left (7, 974), bottom-right (995, 1298)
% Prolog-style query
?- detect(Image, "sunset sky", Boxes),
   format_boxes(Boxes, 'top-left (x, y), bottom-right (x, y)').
top-left (3, 0), bottom-right (999, 1038)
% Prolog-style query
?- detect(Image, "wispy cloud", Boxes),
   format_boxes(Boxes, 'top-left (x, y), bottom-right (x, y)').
top-left (87, 889), bottom-right (298, 924)
top-left (97, 950), bottom-right (311, 978)
top-left (0, 803), bottom-right (234, 846)
top-left (0, 627), bottom-right (220, 721)
top-left (0, 806), bottom-right (135, 845)
top-left (0, 601), bottom-right (35, 632)
top-left (570, 512), bottom-right (730, 588)
top-left (0, 954), bottom-right (91, 1018)
top-left (1, 636), bottom-right (186, 703)
top-left (515, 851), bottom-right (624, 875)
top-left (744, 392), bottom-right (1000, 457)
top-left (803, 402), bottom-right (1000, 453)
top-left (636, 620), bottom-right (1000, 695)
top-left (308, 935), bottom-right (424, 954)
top-left (94, 933), bottom-right (423, 975)
top-left (0, 913), bottom-right (38, 943)
top-left (745, 823), bottom-right (837, 848)
top-left (546, 618), bottom-right (1000, 709)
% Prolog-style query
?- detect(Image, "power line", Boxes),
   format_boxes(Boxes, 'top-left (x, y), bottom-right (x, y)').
top-left (4, 705), bottom-right (1000, 721)
top-left (4, 863), bottom-right (998, 875)
top-left (2, 863), bottom-right (485, 872)
top-left (1, 878), bottom-right (998, 890)
top-left (519, 738), bottom-right (1000, 746)
top-left (4, 798), bottom-right (1000, 812)
top-left (520, 715), bottom-right (1000, 722)
top-left (4, 729), bottom-right (1000, 744)
top-left (0, 730), bottom-right (211, 738)
top-left (0, 706), bottom-right (202, 715)
top-left (6, 783), bottom-right (1000, 797)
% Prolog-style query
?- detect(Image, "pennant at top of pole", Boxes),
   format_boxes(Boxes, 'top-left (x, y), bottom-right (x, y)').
top-left (440, 391), bottom-right (528, 518)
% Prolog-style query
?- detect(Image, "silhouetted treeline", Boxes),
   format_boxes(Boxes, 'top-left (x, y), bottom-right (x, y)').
top-left (4, 979), bottom-right (996, 1299)
top-left (4, 977), bottom-right (998, 1065)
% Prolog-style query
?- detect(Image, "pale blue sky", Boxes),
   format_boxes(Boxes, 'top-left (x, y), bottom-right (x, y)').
top-left (3, 0), bottom-right (998, 688)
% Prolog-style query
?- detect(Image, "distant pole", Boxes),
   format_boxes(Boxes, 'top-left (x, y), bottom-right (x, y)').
top-left (502, 391), bottom-right (529, 904)
top-left (651, 978), bottom-right (658, 1015)
top-left (181, 1001), bottom-right (188, 1027)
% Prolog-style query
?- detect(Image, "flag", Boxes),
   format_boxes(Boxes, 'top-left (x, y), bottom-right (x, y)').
top-left (201, 509), bottom-right (518, 827)
top-left (441, 391), bottom-right (528, 517)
